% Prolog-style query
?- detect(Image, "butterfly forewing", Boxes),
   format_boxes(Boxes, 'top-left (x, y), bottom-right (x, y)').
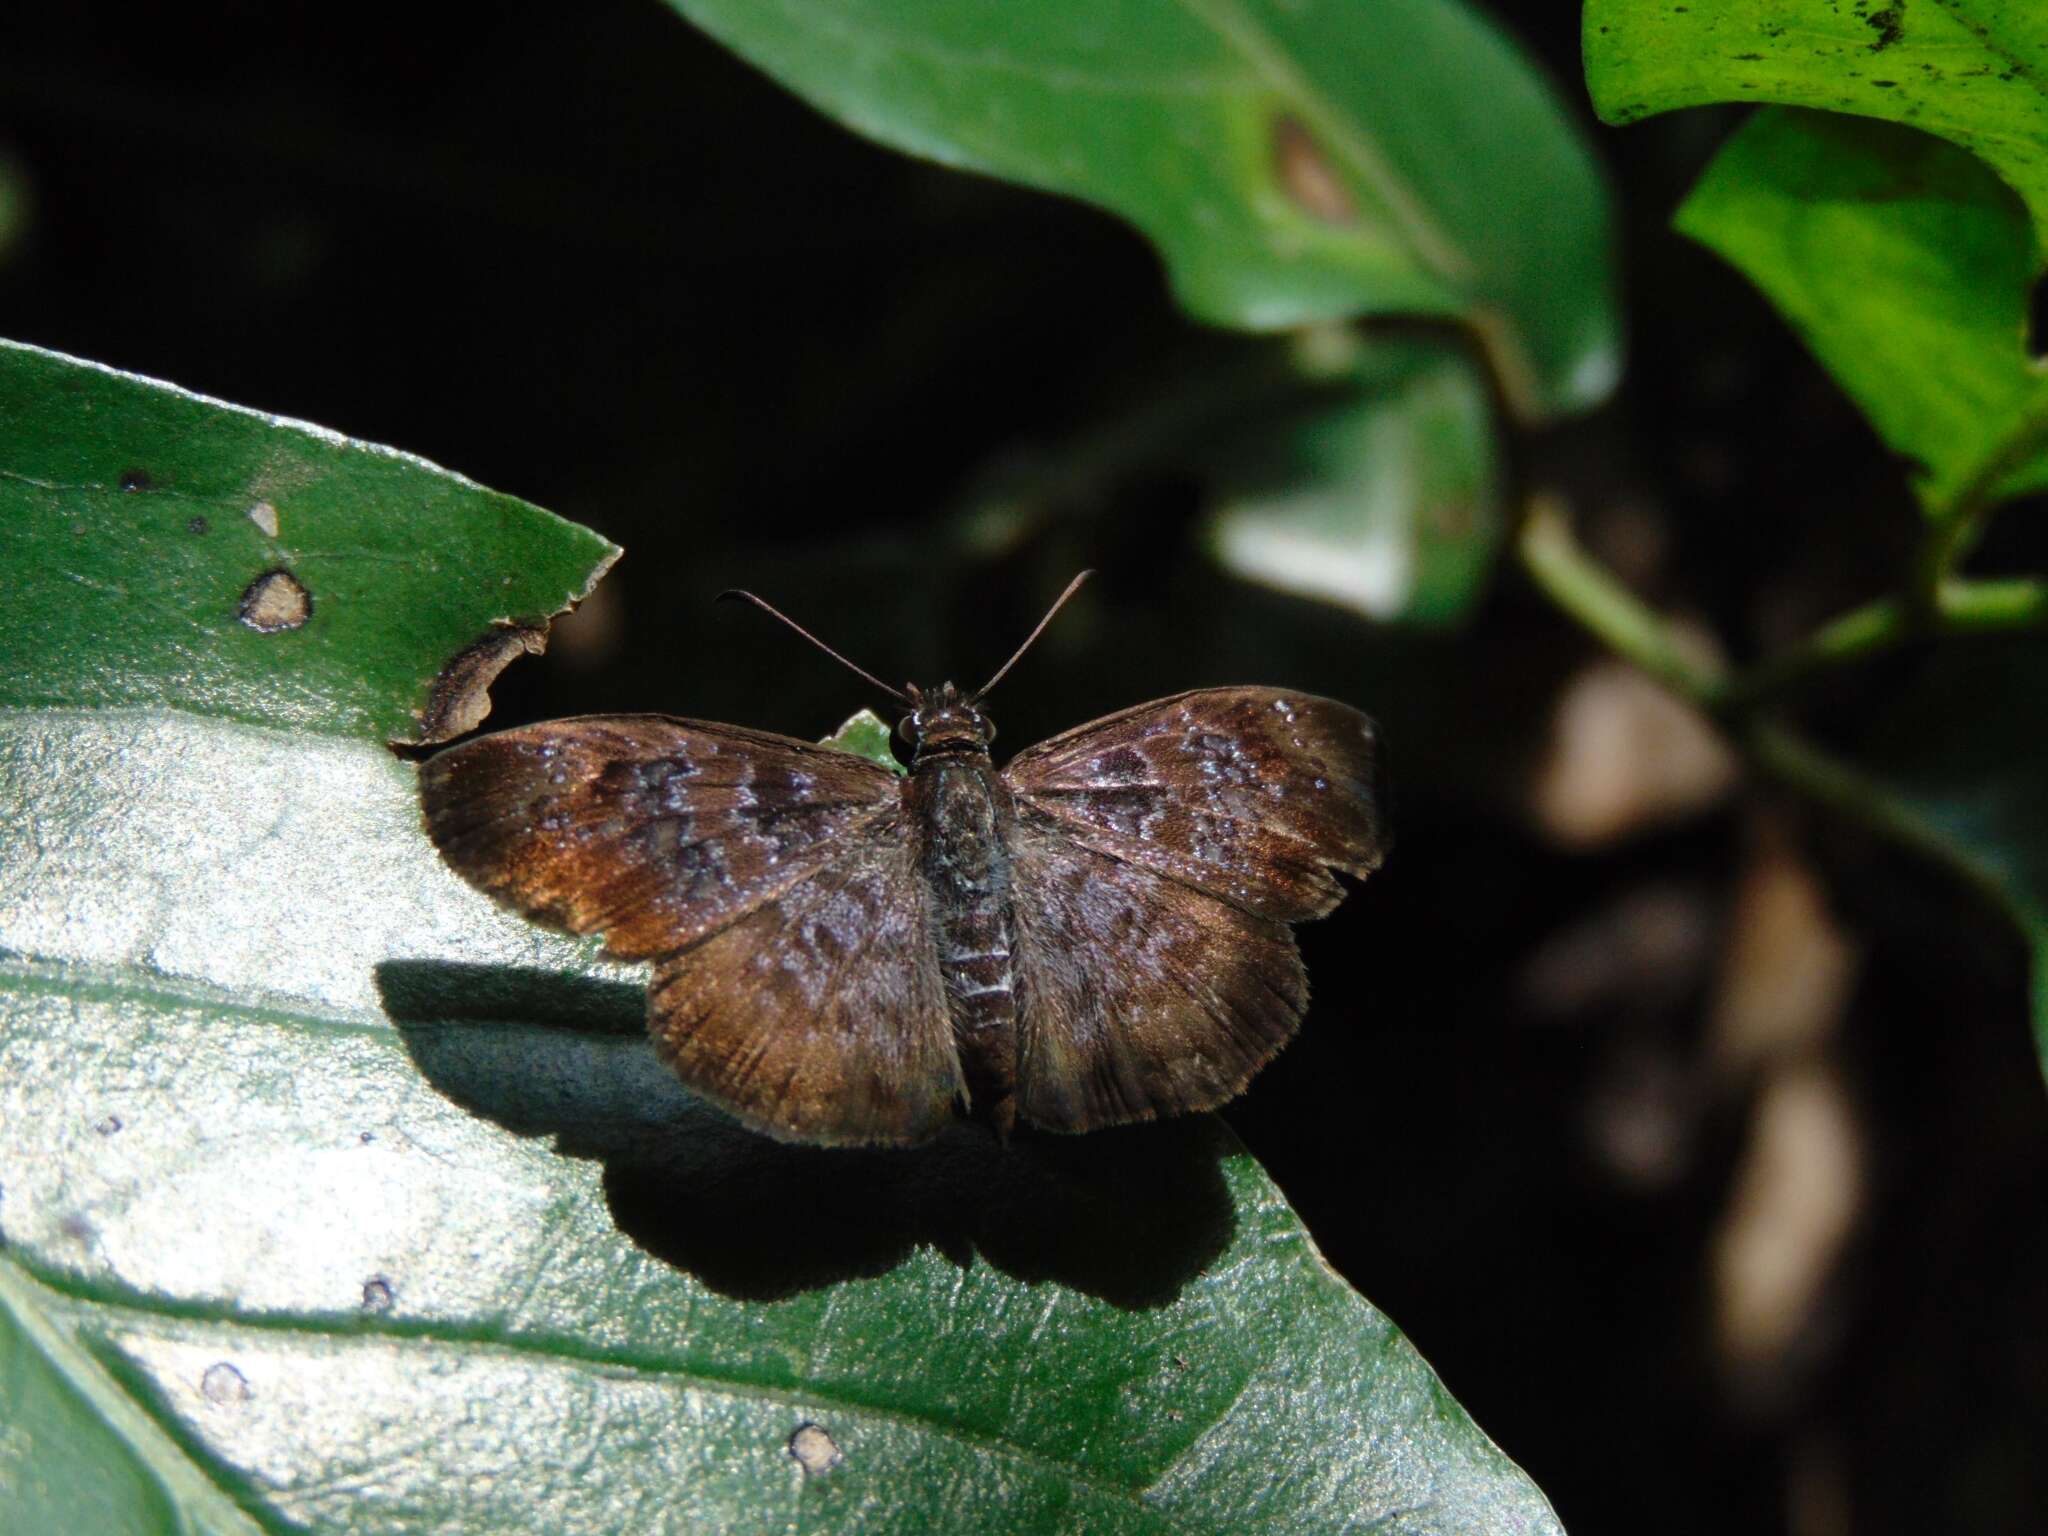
top-left (1001, 688), bottom-right (1388, 922)
top-left (419, 715), bottom-right (901, 958)
top-left (420, 715), bottom-right (963, 1145)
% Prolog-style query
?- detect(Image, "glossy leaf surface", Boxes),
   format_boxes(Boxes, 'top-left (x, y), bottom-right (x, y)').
top-left (0, 712), bottom-right (1561, 1533)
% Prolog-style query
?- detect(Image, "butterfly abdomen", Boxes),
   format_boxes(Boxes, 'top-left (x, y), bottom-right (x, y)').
top-left (908, 754), bottom-right (1020, 1138)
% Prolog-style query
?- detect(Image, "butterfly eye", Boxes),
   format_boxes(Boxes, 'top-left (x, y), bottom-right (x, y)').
top-left (896, 713), bottom-right (920, 742)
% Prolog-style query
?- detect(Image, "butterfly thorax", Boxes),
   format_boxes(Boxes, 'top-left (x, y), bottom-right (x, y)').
top-left (901, 681), bottom-right (994, 764)
top-left (906, 712), bottom-right (1020, 1139)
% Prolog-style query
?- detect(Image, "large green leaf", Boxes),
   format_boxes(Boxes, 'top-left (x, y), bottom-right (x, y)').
top-left (1854, 636), bottom-right (2048, 1073)
top-left (1585, 0), bottom-right (2048, 245)
top-left (0, 352), bottom-right (1563, 1531)
top-left (1676, 108), bottom-right (2048, 511)
top-left (0, 339), bottom-right (619, 743)
top-left (666, 0), bottom-right (1619, 421)
top-left (0, 713), bottom-right (1562, 1534)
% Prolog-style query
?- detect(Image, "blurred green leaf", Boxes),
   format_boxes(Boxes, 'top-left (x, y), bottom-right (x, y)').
top-left (1677, 109), bottom-right (2048, 512)
top-left (666, 0), bottom-right (1618, 420)
top-left (0, 352), bottom-right (1563, 1531)
top-left (1204, 336), bottom-right (1501, 624)
top-left (1857, 636), bottom-right (2048, 1073)
top-left (959, 332), bottom-right (1505, 626)
top-left (820, 706), bottom-right (907, 772)
top-left (0, 339), bottom-right (619, 744)
top-left (1585, 0), bottom-right (2048, 244)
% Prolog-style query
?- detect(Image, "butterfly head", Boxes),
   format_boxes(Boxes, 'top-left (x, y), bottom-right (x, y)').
top-left (900, 681), bottom-right (994, 760)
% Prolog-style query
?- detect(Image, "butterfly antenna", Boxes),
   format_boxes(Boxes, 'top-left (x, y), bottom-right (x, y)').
top-left (718, 590), bottom-right (912, 707)
top-left (971, 569), bottom-right (1095, 703)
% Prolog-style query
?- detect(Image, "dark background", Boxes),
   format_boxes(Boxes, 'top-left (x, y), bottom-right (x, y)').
top-left (4, 4), bottom-right (2044, 1532)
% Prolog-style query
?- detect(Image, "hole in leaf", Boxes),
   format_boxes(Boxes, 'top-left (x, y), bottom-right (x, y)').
top-left (237, 568), bottom-right (311, 633)
top-left (787, 1423), bottom-right (842, 1476)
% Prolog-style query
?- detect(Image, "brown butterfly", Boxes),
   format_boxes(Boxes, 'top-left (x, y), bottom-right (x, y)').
top-left (419, 573), bottom-right (1387, 1146)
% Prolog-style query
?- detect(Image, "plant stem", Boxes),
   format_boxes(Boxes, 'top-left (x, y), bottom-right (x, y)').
top-left (1516, 496), bottom-right (1727, 707)
top-left (1725, 578), bottom-right (2048, 709)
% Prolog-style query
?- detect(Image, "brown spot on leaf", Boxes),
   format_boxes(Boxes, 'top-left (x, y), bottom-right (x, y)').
top-left (787, 1422), bottom-right (842, 1476)
top-left (237, 569), bottom-right (312, 633)
top-left (119, 468), bottom-right (154, 493)
top-left (412, 623), bottom-right (548, 745)
top-left (247, 500), bottom-right (280, 538)
top-left (361, 1275), bottom-right (396, 1313)
top-left (1866, 5), bottom-right (1903, 50)
top-left (186, 516), bottom-right (209, 535)
top-left (1274, 116), bottom-right (1356, 225)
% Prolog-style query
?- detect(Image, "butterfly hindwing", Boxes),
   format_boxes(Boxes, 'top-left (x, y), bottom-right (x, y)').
top-left (420, 715), bottom-right (963, 1145)
top-left (648, 811), bottom-right (964, 1145)
top-left (1009, 814), bottom-right (1307, 1133)
top-left (1002, 687), bottom-right (1388, 922)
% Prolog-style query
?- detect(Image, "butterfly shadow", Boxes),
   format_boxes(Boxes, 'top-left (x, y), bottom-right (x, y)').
top-left (374, 959), bottom-right (1237, 1308)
